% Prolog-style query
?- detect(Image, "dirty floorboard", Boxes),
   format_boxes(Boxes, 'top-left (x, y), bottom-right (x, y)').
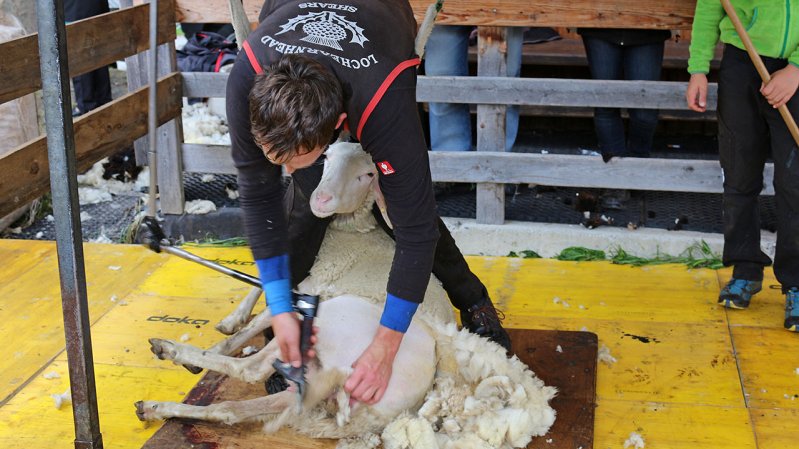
top-left (0, 240), bottom-right (797, 448)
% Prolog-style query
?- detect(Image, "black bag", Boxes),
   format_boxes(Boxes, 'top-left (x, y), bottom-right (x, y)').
top-left (177, 31), bottom-right (238, 73)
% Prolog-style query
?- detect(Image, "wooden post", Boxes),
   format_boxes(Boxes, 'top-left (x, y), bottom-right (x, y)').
top-left (475, 26), bottom-right (508, 225)
top-left (121, 0), bottom-right (185, 215)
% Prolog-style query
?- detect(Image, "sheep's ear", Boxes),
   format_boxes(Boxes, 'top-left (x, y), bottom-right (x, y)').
top-left (372, 177), bottom-right (392, 229)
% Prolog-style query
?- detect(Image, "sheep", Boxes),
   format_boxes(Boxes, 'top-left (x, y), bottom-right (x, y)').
top-left (136, 293), bottom-right (557, 449)
top-left (136, 142), bottom-right (556, 447)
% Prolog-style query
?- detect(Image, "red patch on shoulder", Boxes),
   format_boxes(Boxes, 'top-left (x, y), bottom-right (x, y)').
top-left (377, 161), bottom-right (395, 175)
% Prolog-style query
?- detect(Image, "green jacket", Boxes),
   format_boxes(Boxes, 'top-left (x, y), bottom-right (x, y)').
top-left (688, 0), bottom-right (799, 74)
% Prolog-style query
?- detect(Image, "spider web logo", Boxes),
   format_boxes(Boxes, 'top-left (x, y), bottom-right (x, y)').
top-left (275, 11), bottom-right (368, 51)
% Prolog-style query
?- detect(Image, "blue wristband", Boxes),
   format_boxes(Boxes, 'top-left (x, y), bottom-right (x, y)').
top-left (256, 255), bottom-right (293, 315)
top-left (379, 294), bottom-right (420, 333)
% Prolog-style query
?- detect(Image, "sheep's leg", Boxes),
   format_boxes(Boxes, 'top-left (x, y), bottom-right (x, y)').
top-left (149, 337), bottom-right (280, 383)
top-left (208, 308), bottom-right (273, 356)
top-left (215, 287), bottom-right (263, 335)
top-left (135, 390), bottom-right (294, 424)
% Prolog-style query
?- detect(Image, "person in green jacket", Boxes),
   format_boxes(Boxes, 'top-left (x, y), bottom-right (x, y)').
top-left (685, 0), bottom-right (799, 332)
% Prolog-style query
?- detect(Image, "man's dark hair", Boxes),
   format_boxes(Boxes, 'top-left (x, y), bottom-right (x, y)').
top-left (249, 54), bottom-right (343, 161)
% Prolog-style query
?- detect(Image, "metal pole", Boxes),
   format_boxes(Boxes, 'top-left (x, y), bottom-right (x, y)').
top-left (147, 0), bottom-right (159, 218)
top-left (35, 1), bottom-right (103, 448)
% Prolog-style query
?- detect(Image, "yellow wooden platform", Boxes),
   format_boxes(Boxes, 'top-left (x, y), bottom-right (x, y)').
top-left (0, 239), bottom-right (797, 448)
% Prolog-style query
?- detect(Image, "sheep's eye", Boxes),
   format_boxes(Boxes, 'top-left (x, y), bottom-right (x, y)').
top-left (366, 173), bottom-right (375, 178)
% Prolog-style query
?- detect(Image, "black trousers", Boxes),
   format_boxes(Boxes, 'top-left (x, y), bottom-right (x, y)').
top-left (65, 0), bottom-right (112, 114)
top-left (284, 161), bottom-right (488, 310)
top-left (717, 45), bottom-right (799, 290)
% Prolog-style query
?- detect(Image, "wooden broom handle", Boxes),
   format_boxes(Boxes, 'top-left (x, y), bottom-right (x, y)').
top-left (720, 0), bottom-right (799, 147)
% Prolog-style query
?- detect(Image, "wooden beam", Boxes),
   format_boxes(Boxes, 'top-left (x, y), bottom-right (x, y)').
top-left (181, 72), bottom-right (720, 112)
top-left (173, 0), bottom-right (695, 28)
top-left (179, 145), bottom-right (775, 196)
top-left (182, 144), bottom-right (238, 174)
top-left (0, 0), bottom-right (175, 106)
top-left (428, 152), bottom-right (775, 195)
top-left (0, 73), bottom-right (183, 218)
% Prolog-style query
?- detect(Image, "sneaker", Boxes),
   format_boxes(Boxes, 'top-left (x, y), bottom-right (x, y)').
top-left (718, 278), bottom-right (762, 309)
top-left (460, 297), bottom-right (512, 353)
top-left (785, 287), bottom-right (799, 332)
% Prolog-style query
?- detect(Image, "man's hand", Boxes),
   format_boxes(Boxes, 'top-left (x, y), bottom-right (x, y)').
top-left (761, 64), bottom-right (799, 109)
top-left (271, 312), bottom-right (318, 367)
top-left (344, 326), bottom-right (403, 405)
top-left (686, 73), bottom-right (709, 112)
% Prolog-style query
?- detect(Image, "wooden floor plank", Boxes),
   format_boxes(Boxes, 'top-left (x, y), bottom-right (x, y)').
top-left (469, 257), bottom-right (722, 326)
top-left (83, 293), bottom-right (254, 368)
top-left (132, 246), bottom-right (257, 300)
top-left (0, 360), bottom-right (195, 449)
top-left (2, 242), bottom-right (795, 447)
top-left (750, 408), bottom-right (799, 449)
top-left (594, 400), bottom-right (756, 449)
top-left (0, 242), bottom-right (166, 402)
top-left (731, 326), bottom-right (799, 410)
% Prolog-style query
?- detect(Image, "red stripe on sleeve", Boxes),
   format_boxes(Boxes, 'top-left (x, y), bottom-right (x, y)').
top-left (356, 58), bottom-right (421, 140)
top-left (242, 41), bottom-right (263, 74)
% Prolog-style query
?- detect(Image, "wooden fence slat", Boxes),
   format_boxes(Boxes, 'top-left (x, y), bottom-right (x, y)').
top-left (475, 27), bottom-right (508, 224)
top-left (173, 0), bottom-right (695, 28)
top-left (0, 73), bottom-right (183, 218)
top-left (0, 0), bottom-right (175, 106)
top-left (180, 145), bottom-right (775, 196)
top-left (182, 144), bottom-right (238, 174)
top-left (181, 72), bottom-right (720, 112)
top-left (418, 77), bottom-right (719, 110)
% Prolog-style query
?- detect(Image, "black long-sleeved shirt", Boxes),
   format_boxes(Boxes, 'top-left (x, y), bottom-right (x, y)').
top-left (226, 0), bottom-right (439, 304)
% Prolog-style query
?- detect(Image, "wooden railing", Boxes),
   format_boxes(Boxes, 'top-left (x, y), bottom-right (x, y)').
top-left (168, 0), bottom-right (774, 226)
top-left (38, 0), bottom-right (766, 227)
top-left (0, 0), bottom-right (181, 219)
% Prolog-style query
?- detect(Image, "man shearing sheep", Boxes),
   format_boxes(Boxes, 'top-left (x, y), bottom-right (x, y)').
top-left (226, 0), bottom-right (512, 406)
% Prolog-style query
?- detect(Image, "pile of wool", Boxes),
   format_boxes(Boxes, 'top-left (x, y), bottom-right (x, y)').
top-left (77, 158), bottom-right (149, 205)
top-left (379, 321), bottom-right (557, 449)
top-left (181, 101), bottom-right (231, 145)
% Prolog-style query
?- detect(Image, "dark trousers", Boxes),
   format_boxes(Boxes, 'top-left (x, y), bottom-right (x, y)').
top-left (717, 45), bottom-right (799, 290)
top-left (582, 37), bottom-right (665, 157)
top-left (284, 161), bottom-right (487, 310)
top-left (65, 0), bottom-right (112, 114)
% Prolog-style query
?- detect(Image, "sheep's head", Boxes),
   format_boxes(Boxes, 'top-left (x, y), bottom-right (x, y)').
top-left (310, 142), bottom-right (391, 228)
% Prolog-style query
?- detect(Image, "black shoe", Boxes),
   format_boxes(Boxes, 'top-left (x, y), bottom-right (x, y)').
top-left (460, 297), bottom-right (512, 353)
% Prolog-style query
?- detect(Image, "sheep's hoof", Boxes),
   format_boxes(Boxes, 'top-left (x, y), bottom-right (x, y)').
top-left (182, 364), bottom-right (203, 375)
top-left (134, 401), bottom-right (147, 421)
top-left (149, 338), bottom-right (176, 361)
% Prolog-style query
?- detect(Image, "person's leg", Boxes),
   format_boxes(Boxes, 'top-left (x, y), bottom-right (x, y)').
top-left (717, 46), bottom-right (773, 287)
top-left (283, 159), bottom-right (333, 287)
top-left (425, 25), bottom-right (473, 152)
top-left (582, 36), bottom-right (626, 159)
top-left (623, 42), bottom-right (665, 157)
top-left (65, 0), bottom-right (112, 115)
top-left (762, 60), bottom-right (799, 294)
top-left (72, 68), bottom-right (112, 114)
top-left (504, 27), bottom-right (523, 151)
